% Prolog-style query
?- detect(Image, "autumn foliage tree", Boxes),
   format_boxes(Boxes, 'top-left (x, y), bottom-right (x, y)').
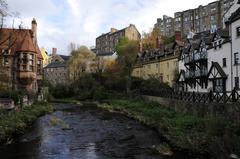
top-left (67, 45), bottom-right (96, 82)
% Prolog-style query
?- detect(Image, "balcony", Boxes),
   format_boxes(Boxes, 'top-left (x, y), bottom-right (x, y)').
top-left (186, 68), bottom-right (208, 79)
top-left (195, 68), bottom-right (208, 77)
top-left (184, 51), bottom-right (207, 65)
top-left (185, 71), bottom-right (195, 78)
top-left (17, 72), bottom-right (36, 84)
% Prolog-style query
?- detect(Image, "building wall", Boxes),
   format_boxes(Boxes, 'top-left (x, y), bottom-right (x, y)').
top-left (44, 67), bottom-right (68, 86)
top-left (132, 66), bottom-right (142, 78)
top-left (159, 57), bottom-right (178, 87)
top-left (125, 24), bottom-right (141, 41)
top-left (40, 47), bottom-right (50, 67)
top-left (155, 0), bottom-right (234, 37)
top-left (231, 18), bottom-right (240, 91)
top-left (132, 55), bottom-right (178, 87)
top-left (96, 24), bottom-right (140, 54)
top-left (208, 42), bottom-right (232, 92)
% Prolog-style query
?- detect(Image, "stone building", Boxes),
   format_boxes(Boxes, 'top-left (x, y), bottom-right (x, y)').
top-left (0, 18), bottom-right (43, 94)
top-left (96, 24), bottom-right (141, 54)
top-left (155, 15), bottom-right (175, 37)
top-left (40, 47), bottom-right (50, 67)
top-left (44, 49), bottom-right (70, 86)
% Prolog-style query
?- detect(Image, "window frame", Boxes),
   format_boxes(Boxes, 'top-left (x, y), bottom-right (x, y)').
top-left (223, 58), bottom-right (227, 67)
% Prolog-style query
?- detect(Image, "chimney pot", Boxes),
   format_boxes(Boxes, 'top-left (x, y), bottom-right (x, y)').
top-left (52, 48), bottom-right (57, 57)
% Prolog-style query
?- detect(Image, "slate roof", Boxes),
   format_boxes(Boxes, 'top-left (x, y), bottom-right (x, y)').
top-left (229, 7), bottom-right (240, 23)
top-left (59, 55), bottom-right (70, 61)
top-left (45, 61), bottom-right (68, 68)
top-left (97, 51), bottom-right (115, 56)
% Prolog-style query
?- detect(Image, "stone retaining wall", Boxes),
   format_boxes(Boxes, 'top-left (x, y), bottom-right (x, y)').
top-left (142, 95), bottom-right (240, 121)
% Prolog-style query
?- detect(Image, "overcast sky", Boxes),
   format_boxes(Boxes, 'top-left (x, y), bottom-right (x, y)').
top-left (6, 0), bottom-right (214, 55)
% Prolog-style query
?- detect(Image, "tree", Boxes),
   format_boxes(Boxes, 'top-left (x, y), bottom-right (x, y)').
top-left (67, 45), bottom-right (96, 82)
top-left (115, 37), bottom-right (139, 94)
top-left (142, 27), bottom-right (160, 50)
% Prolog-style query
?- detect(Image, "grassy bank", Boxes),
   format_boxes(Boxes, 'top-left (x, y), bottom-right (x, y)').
top-left (99, 98), bottom-right (240, 159)
top-left (50, 97), bottom-right (80, 104)
top-left (0, 102), bottom-right (53, 144)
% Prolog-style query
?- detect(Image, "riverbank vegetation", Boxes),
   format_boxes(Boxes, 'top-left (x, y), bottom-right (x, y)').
top-left (99, 98), bottom-right (240, 159)
top-left (0, 102), bottom-right (53, 144)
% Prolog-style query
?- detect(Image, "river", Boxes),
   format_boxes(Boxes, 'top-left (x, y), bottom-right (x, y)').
top-left (0, 103), bottom-right (200, 159)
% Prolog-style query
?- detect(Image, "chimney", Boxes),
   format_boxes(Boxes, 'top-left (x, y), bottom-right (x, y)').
top-left (52, 48), bottom-right (57, 57)
top-left (31, 18), bottom-right (37, 46)
top-left (156, 36), bottom-right (161, 48)
top-left (110, 28), bottom-right (118, 33)
top-left (175, 31), bottom-right (182, 41)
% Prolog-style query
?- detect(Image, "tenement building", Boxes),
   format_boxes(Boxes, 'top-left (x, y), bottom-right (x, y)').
top-left (96, 24), bottom-right (141, 54)
top-left (0, 19), bottom-right (43, 94)
top-left (154, 0), bottom-right (234, 37)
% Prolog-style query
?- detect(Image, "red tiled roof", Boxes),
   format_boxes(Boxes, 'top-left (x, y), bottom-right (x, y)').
top-left (0, 28), bottom-right (42, 59)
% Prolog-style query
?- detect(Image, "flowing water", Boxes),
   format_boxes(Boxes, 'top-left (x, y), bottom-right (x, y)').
top-left (0, 103), bottom-right (201, 159)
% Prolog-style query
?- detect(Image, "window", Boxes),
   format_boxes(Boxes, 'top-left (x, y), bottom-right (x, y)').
top-left (219, 40), bottom-right (222, 48)
top-left (234, 53), bottom-right (239, 65)
top-left (213, 79), bottom-right (224, 92)
top-left (211, 16), bottom-right (215, 21)
top-left (235, 77), bottom-right (239, 89)
top-left (167, 62), bottom-right (169, 68)
top-left (3, 57), bottom-right (9, 66)
top-left (223, 58), bottom-right (227, 67)
top-left (214, 42), bottom-right (217, 49)
top-left (160, 73), bottom-right (163, 82)
top-left (156, 63), bottom-right (159, 69)
top-left (237, 27), bottom-right (240, 37)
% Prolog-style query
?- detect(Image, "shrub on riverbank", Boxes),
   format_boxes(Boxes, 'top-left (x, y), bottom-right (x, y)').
top-left (99, 98), bottom-right (240, 159)
top-left (0, 102), bottom-right (53, 144)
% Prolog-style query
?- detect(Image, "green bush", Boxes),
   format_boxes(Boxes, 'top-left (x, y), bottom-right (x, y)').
top-left (77, 91), bottom-right (93, 101)
top-left (0, 102), bottom-right (53, 143)
top-left (139, 77), bottom-right (173, 96)
top-left (93, 86), bottom-right (108, 100)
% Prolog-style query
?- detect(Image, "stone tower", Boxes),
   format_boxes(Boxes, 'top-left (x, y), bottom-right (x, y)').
top-left (31, 18), bottom-right (37, 46)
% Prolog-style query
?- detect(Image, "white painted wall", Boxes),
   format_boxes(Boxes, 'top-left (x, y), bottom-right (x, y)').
top-left (231, 17), bottom-right (240, 92)
top-left (208, 42), bottom-right (232, 92)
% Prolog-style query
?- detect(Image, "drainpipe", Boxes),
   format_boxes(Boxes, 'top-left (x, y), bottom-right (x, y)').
top-left (230, 24), bottom-right (233, 91)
